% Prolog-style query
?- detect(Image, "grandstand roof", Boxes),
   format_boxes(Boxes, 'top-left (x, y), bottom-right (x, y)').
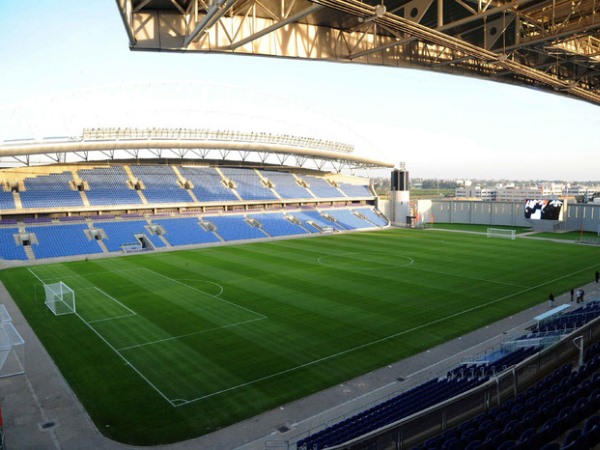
top-left (115, 0), bottom-right (600, 105)
top-left (0, 128), bottom-right (393, 171)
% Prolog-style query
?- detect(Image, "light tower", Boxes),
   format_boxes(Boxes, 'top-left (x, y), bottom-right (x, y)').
top-left (390, 162), bottom-right (411, 225)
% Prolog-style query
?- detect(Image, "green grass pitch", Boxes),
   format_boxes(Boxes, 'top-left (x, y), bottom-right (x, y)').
top-left (1, 227), bottom-right (599, 445)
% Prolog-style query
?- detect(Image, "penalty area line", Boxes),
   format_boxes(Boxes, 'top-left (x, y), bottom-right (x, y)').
top-left (142, 268), bottom-right (267, 320)
top-left (175, 263), bottom-right (598, 407)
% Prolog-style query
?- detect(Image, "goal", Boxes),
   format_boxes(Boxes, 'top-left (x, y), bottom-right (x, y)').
top-left (44, 282), bottom-right (76, 316)
top-left (487, 228), bottom-right (516, 240)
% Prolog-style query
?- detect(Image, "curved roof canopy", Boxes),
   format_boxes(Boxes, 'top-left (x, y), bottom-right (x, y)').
top-left (0, 128), bottom-right (394, 171)
top-left (115, 0), bottom-right (600, 105)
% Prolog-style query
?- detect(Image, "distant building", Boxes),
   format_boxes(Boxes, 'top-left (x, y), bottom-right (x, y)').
top-left (455, 186), bottom-right (496, 201)
top-left (455, 183), bottom-right (571, 202)
top-left (495, 184), bottom-right (563, 202)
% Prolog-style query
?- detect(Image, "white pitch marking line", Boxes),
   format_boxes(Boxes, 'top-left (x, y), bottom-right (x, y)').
top-left (171, 278), bottom-right (224, 297)
top-left (117, 317), bottom-right (266, 351)
top-left (142, 268), bottom-right (267, 320)
top-left (75, 312), bottom-right (176, 406)
top-left (176, 263), bottom-right (599, 406)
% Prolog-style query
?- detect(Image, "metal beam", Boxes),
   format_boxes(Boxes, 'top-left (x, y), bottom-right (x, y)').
top-left (228, 4), bottom-right (323, 50)
top-left (0, 139), bottom-right (394, 168)
top-left (314, 0), bottom-right (600, 103)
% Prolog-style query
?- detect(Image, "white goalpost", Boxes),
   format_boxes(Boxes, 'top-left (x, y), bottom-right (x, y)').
top-left (486, 228), bottom-right (516, 240)
top-left (44, 282), bottom-right (76, 316)
top-left (0, 304), bottom-right (25, 378)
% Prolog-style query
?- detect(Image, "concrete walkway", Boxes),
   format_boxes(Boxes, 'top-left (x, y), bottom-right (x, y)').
top-left (1, 279), bottom-right (599, 450)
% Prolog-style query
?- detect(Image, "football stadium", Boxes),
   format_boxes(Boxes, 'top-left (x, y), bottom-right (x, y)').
top-left (1, 0), bottom-right (600, 449)
top-left (0, 120), bottom-right (600, 450)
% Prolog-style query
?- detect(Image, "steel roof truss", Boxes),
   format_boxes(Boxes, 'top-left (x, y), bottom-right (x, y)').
top-left (295, 155), bottom-right (307, 167)
top-left (189, 148), bottom-right (210, 159)
top-left (228, 3), bottom-right (323, 50)
top-left (238, 150), bottom-right (251, 161)
top-left (73, 151), bottom-right (90, 162)
top-left (484, 14), bottom-right (514, 50)
top-left (168, 0), bottom-right (186, 15)
top-left (403, 0), bottom-right (435, 24)
top-left (276, 153), bottom-right (290, 165)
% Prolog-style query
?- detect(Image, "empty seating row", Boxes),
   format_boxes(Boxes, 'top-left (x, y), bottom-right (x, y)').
top-left (448, 347), bottom-right (539, 380)
top-left (297, 377), bottom-right (489, 450)
top-left (178, 166), bottom-right (239, 202)
top-left (20, 172), bottom-right (84, 209)
top-left (152, 218), bottom-right (220, 246)
top-left (129, 165), bottom-right (194, 204)
top-left (411, 342), bottom-right (600, 450)
top-left (297, 343), bottom-right (542, 450)
top-left (78, 166), bottom-right (142, 206)
top-left (205, 215), bottom-right (267, 241)
top-left (27, 224), bottom-right (103, 259)
top-left (0, 227), bottom-right (28, 260)
top-left (0, 207), bottom-right (387, 260)
top-left (247, 213), bottom-right (309, 237)
top-left (220, 167), bottom-right (279, 201)
top-left (258, 170), bottom-right (312, 199)
top-left (0, 190), bottom-right (16, 210)
top-left (99, 220), bottom-right (166, 252)
top-left (521, 301), bottom-right (600, 338)
top-left (3, 166), bottom-right (375, 210)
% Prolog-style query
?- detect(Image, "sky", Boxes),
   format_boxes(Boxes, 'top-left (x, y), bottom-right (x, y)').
top-left (0, 0), bottom-right (599, 181)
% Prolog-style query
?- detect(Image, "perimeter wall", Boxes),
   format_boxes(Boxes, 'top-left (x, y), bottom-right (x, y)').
top-left (419, 200), bottom-right (600, 232)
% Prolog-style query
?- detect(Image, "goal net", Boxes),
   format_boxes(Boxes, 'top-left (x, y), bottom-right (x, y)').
top-left (0, 305), bottom-right (25, 378)
top-left (44, 282), bottom-right (76, 316)
top-left (487, 228), bottom-right (516, 240)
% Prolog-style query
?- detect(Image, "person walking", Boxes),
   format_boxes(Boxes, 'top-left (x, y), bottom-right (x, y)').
top-left (549, 293), bottom-right (555, 307)
top-left (595, 271), bottom-right (599, 283)
top-left (570, 288), bottom-right (575, 302)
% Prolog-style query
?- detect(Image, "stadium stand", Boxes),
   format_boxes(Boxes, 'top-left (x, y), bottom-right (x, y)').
top-left (129, 165), bottom-right (194, 204)
top-left (294, 210), bottom-right (346, 231)
top-left (412, 350), bottom-right (600, 450)
top-left (178, 166), bottom-right (239, 202)
top-left (0, 190), bottom-right (16, 210)
top-left (296, 345), bottom-right (538, 450)
top-left (295, 300), bottom-right (600, 450)
top-left (220, 167), bottom-right (279, 201)
top-left (301, 176), bottom-right (345, 198)
top-left (321, 208), bottom-right (374, 229)
top-left (513, 301), bottom-right (600, 347)
top-left (0, 227), bottom-right (28, 260)
top-left (97, 220), bottom-right (165, 252)
top-left (152, 217), bottom-right (220, 246)
top-left (258, 170), bottom-right (313, 199)
top-left (0, 162), bottom-right (388, 262)
top-left (337, 182), bottom-right (372, 197)
top-left (355, 207), bottom-right (389, 227)
top-left (247, 212), bottom-right (309, 237)
top-left (78, 166), bottom-right (143, 206)
top-left (28, 224), bottom-right (103, 258)
top-left (20, 172), bottom-right (84, 209)
top-left (203, 214), bottom-right (268, 241)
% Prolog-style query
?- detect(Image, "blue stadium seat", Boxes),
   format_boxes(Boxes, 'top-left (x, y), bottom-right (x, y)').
top-left (220, 167), bottom-right (278, 201)
top-left (178, 166), bottom-right (239, 202)
top-left (0, 227), bottom-right (28, 260)
top-left (129, 165), bottom-right (194, 204)
top-left (98, 220), bottom-right (165, 252)
top-left (152, 217), bottom-right (220, 246)
top-left (28, 224), bottom-right (103, 258)
top-left (79, 166), bottom-right (143, 206)
top-left (20, 172), bottom-right (84, 209)
top-left (204, 215), bottom-right (267, 241)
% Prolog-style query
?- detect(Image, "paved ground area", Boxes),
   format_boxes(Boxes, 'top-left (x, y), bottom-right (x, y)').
top-left (1, 276), bottom-right (599, 450)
